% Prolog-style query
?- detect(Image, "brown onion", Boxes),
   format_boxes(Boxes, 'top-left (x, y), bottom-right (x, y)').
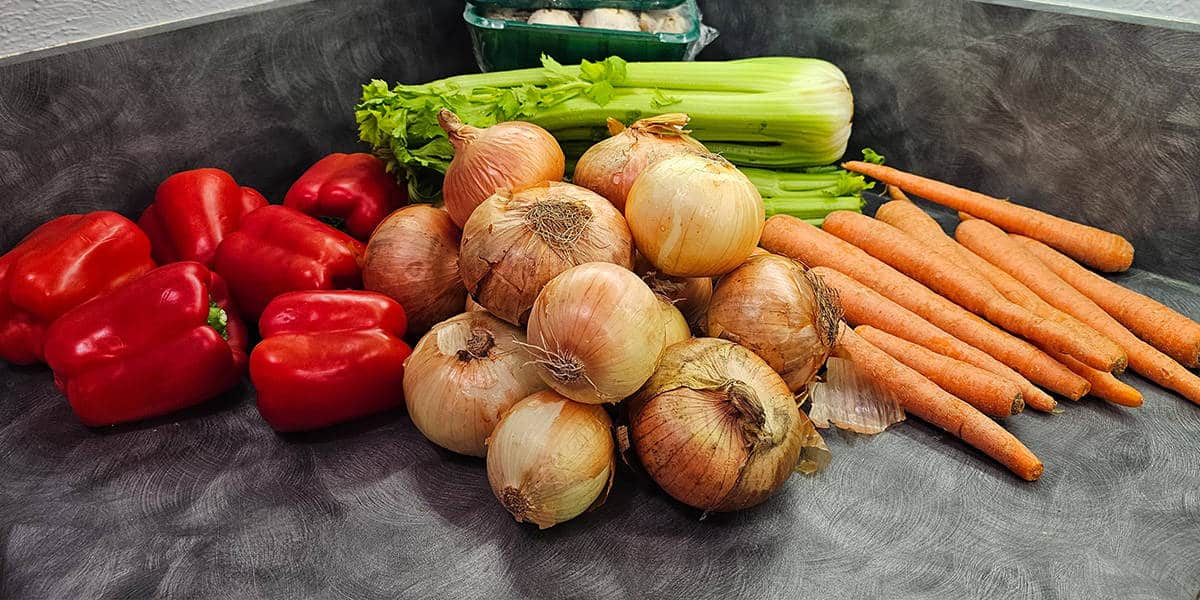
top-left (362, 205), bottom-right (467, 338)
top-left (404, 312), bottom-right (547, 457)
top-left (625, 153), bottom-right (765, 277)
top-left (460, 181), bottom-right (634, 326)
top-left (464, 295), bottom-right (485, 312)
top-left (706, 254), bottom-right (841, 393)
top-left (525, 262), bottom-right (669, 404)
top-left (439, 109), bottom-right (565, 227)
top-left (487, 390), bottom-right (615, 529)
top-left (573, 113), bottom-right (707, 211)
top-left (628, 338), bottom-right (830, 512)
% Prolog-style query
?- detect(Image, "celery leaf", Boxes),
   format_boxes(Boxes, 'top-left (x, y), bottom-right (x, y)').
top-left (862, 148), bottom-right (886, 165)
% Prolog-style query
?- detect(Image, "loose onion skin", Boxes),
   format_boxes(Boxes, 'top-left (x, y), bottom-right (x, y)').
top-left (526, 262), bottom-right (667, 404)
top-left (404, 312), bottom-right (547, 457)
top-left (628, 338), bottom-right (829, 512)
top-left (707, 254), bottom-right (842, 393)
top-left (625, 153), bottom-right (765, 277)
top-left (362, 205), bottom-right (467, 338)
top-left (439, 109), bottom-right (565, 228)
top-left (460, 181), bottom-right (634, 326)
top-left (573, 114), bottom-right (708, 211)
top-left (486, 390), bottom-right (615, 529)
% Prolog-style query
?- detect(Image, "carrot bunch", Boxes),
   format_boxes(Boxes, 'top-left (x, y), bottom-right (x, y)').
top-left (759, 159), bottom-right (1200, 482)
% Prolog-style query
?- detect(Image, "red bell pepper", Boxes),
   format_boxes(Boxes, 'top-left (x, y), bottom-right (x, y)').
top-left (0, 211), bottom-right (156, 365)
top-left (138, 168), bottom-right (268, 266)
top-left (251, 290), bottom-right (411, 431)
top-left (212, 205), bottom-right (365, 320)
top-left (43, 262), bottom-right (248, 427)
top-left (283, 153), bottom-right (407, 240)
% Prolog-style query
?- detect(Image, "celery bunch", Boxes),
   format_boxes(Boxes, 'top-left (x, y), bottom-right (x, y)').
top-left (356, 55), bottom-right (855, 203)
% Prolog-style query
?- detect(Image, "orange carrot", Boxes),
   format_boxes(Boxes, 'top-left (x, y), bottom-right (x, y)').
top-left (1053, 352), bottom-right (1143, 408)
top-left (812, 266), bottom-right (1056, 411)
top-left (822, 210), bottom-right (1123, 372)
top-left (842, 160), bottom-right (1134, 272)
top-left (1017, 237), bottom-right (1200, 369)
top-left (957, 219), bottom-right (1200, 406)
top-left (857, 326), bottom-right (1024, 418)
top-left (761, 215), bottom-right (1084, 406)
top-left (875, 199), bottom-right (1128, 373)
top-left (837, 325), bottom-right (1043, 481)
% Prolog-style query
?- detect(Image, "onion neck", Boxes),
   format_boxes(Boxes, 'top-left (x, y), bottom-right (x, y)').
top-left (457, 328), bottom-right (496, 361)
top-left (437, 109), bottom-right (476, 151)
top-left (723, 380), bottom-right (778, 450)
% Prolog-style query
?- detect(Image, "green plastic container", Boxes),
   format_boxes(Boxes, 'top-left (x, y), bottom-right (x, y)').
top-left (464, 0), bottom-right (704, 72)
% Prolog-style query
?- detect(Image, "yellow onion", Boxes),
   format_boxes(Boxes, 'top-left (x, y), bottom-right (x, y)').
top-left (628, 338), bottom-right (830, 512)
top-left (706, 254), bottom-right (841, 393)
top-left (404, 312), bottom-right (547, 457)
top-left (460, 181), bottom-right (634, 326)
top-left (573, 114), bottom-right (708, 211)
top-left (439, 109), bottom-right (565, 227)
top-left (486, 390), bottom-right (615, 529)
top-left (525, 262), bottom-right (668, 404)
top-left (635, 254), bottom-right (712, 333)
top-left (625, 153), bottom-right (765, 277)
top-left (362, 205), bottom-right (467, 338)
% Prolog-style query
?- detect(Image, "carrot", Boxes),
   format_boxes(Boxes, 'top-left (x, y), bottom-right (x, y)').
top-left (761, 215), bottom-right (1084, 406)
top-left (837, 325), bottom-right (1043, 481)
top-left (1016, 237), bottom-right (1200, 369)
top-left (1053, 352), bottom-right (1143, 408)
top-left (822, 210), bottom-right (1123, 372)
top-left (875, 199), bottom-right (1128, 373)
top-left (856, 326), bottom-right (1024, 418)
top-left (812, 266), bottom-right (1057, 411)
top-left (842, 160), bottom-right (1134, 272)
top-left (956, 219), bottom-right (1200, 406)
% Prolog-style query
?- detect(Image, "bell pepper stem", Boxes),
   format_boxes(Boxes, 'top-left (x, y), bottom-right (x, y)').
top-left (208, 300), bottom-right (229, 340)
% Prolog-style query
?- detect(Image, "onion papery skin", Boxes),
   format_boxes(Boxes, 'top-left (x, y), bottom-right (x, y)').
top-left (625, 153), bottom-right (765, 277)
top-left (628, 338), bottom-right (826, 512)
top-left (706, 254), bottom-right (842, 393)
top-left (573, 114), bottom-right (708, 211)
top-left (404, 311), bottom-right (547, 457)
top-left (362, 205), bottom-right (467, 338)
top-left (439, 109), bottom-right (565, 228)
top-left (486, 390), bottom-right (615, 529)
top-left (460, 181), bottom-right (634, 326)
top-left (526, 262), bottom-right (666, 404)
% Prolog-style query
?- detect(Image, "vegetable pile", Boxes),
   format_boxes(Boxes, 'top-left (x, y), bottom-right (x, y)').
top-left (2, 54), bottom-right (1198, 531)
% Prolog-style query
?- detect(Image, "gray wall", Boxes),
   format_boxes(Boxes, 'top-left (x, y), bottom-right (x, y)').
top-left (1, 0), bottom-right (1198, 58)
top-left (0, 0), bottom-right (274, 58)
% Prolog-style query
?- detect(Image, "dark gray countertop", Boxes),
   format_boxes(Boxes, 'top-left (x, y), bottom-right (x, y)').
top-left (1, 0), bottom-right (1199, 598)
top-left (3, 199), bottom-right (1198, 598)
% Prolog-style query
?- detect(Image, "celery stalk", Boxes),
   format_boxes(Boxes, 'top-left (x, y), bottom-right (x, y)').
top-left (356, 56), bottom-right (854, 199)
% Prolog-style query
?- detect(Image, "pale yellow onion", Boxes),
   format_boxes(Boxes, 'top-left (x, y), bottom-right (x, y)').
top-left (460, 181), bottom-right (634, 326)
top-left (627, 338), bottom-right (830, 512)
top-left (362, 205), bottom-right (467, 337)
top-left (635, 253), bottom-right (712, 332)
top-left (706, 254), bottom-right (841, 393)
top-left (403, 312), bottom-right (547, 456)
top-left (439, 109), bottom-right (565, 228)
top-left (525, 262), bottom-right (666, 404)
top-left (625, 153), bottom-right (765, 277)
top-left (573, 113), bottom-right (708, 211)
top-left (486, 390), bottom-right (615, 529)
